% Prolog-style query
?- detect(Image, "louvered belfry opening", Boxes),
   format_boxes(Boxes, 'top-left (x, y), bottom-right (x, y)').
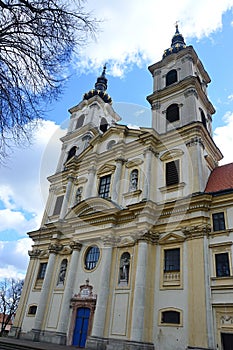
top-left (166, 160), bottom-right (179, 186)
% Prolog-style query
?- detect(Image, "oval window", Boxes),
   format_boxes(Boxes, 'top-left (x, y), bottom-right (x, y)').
top-left (84, 246), bottom-right (100, 270)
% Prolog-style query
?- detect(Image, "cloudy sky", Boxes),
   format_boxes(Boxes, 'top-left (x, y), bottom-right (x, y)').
top-left (1, 0), bottom-right (233, 279)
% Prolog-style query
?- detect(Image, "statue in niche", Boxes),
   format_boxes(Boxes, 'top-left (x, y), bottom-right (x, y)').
top-left (118, 252), bottom-right (130, 286)
top-left (129, 169), bottom-right (138, 192)
top-left (57, 259), bottom-right (67, 286)
top-left (76, 187), bottom-right (83, 204)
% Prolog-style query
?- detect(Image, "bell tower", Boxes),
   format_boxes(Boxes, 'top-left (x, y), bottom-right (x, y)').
top-left (147, 25), bottom-right (222, 194)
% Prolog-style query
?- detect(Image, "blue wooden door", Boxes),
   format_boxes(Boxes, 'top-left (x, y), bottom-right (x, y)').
top-left (72, 307), bottom-right (90, 347)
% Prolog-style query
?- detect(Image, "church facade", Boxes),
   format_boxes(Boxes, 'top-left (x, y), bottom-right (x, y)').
top-left (11, 27), bottom-right (233, 350)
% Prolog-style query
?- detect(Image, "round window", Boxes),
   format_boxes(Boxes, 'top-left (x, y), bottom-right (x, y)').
top-left (84, 246), bottom-right (100, 270)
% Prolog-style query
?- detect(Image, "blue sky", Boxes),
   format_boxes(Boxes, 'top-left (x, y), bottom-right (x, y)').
top-left (1, 1), bottom-right (233, 279)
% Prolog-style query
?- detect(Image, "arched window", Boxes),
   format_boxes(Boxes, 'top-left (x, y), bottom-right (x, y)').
top-left (118, 252), bottom-right (130, 285)
top-left (100, 117), bottom-right (108, 133)
top-left (66, 146), bottom-right (77, 162)
top-left (129, 169), bottom-right (138, 192)
top-left (166, 69), bottom-right (177, 86)
top-left (57, 259), bottom-right (68, 286)
top-left (76, 114), bottom-right (85, 129)
top-left (166, 104), bottom-right (179, 123)
top-left (200, 110), bottom-right (207, 130)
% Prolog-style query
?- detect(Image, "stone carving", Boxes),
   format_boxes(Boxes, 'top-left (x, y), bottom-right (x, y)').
top-left (220, 315), bottom-right (233, 325)
top-left (57, 259), bottom-right (67, 286)
top-left (118, 252), bottom-right (130, 285)
top-left (129, 169), bottom-right (138, 192)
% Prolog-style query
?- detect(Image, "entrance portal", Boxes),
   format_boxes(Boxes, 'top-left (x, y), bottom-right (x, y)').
top-left (72, 307), bottom-right (90, 348)
top-left (221, 333), bottom-right (233, 350)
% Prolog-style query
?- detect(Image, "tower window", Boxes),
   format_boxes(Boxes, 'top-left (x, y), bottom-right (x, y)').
top-left (164, 248), bottom-right (180, 272)
top-left (200, 110), bottom-right (207, 130)
top-left (66, 146), bottom-right (77, 162)
top-left (166, 104), bottom-right (179, 123)
top-left (76, 114), bottom-right (85, 129)
top-left (161, 310), bottom-right (180, 324)
top-left (53, 195), bottom-right (64, 216)
top-left (84, 246), bottom-right (100, 270)
top-left (166, 69), bottom-right (177, 86)
top-left (98, 175), bottom-right (111, 198)
top-left (215, 253), bottom-right (230, 277)
top-left (166, 160), bottom-right (179, 186)
top-left (100, 117), bottom-right (108, 133)
top-left (212, 212), bottom-right (226, 232)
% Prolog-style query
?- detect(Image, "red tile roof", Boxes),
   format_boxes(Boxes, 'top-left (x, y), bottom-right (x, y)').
top-left (205, 162), bottom-right (233, 193)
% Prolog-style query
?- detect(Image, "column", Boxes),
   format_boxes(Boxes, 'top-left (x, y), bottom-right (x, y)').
top-left (86, 165), bottom-right (96, 198)
top-left (111, 157), bottom-right (125, 203)
top-left (142, 148), bottom-right (152, 200)
top-left (131, 240), bottom-right (148, 342)
top-left (33, 244), bottom-right (62, 338)
top-left (57, 241), bottom-right (82, 334)
top-left (91, 244), bottom-right (112, 337)
top-left (60, 176), bottom-right (74, 219)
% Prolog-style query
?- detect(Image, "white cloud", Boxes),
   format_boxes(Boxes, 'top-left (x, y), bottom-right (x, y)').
top-left (0, 238), bottom-right (32, 279)
top-left (214, 111), bottom-right (233, 165)
top-left (74, 0), bottom-right (233, 76)
top-left (0, 120), bottom-right (65, 223)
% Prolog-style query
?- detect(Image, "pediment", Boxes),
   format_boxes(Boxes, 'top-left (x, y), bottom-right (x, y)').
top-left (97, 163), bottom-right (116, 176)
top-left (159, 233), bottom-right (185, 245)
top-left (65, 197), bottom-right (120, 219)
top-left (125, 158), bottom-right (143, 168)
top-left (160, 149), bottom-right (184, 161)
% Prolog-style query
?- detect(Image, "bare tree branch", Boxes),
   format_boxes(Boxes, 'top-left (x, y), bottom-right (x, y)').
top-left (0, 0), bottom-right (98, 162)
top-left (0, 278), bottom-right (24, 335)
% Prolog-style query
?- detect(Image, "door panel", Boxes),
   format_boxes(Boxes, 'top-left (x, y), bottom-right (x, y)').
top-left (72, 307), bottom-right (90, 348)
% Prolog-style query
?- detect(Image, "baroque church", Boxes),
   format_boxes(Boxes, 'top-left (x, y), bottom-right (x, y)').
top-left (11, 26), bottom-right (233, 350)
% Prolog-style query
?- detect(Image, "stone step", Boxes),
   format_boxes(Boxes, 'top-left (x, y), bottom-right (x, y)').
top-left (0, 338), bottom-right (81, 350)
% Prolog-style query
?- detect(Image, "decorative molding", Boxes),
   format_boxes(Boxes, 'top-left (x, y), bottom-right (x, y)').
top-left (125, 159), bottom-right (144, 168)
top-left (74, 176), bottom-right (88, 185)
top-left (152, 102), bottom-right (161, 110)
top-left (153, 70), bottom-right (162, 76)
top-left (186, 137), bottom-right (204, 149)
top-left (143, 146), bottom-right (159, 157)
top-left (181, 55), bottom-right (194, 63)
top-left (28, 249), bottom-right (41, 258)
top-left (115, 157), bottom-right (127, 164)
top-left (184, 88), bottom-right (198, 99)
top-left (137, 230), bottom-right (160, 244)
top-left (70, 241), bottom-right (82, 251)
top-left (102, 234), bottom-right (121, 247)
top-left (48, 243), bottom-right (63, 254)
top-left (97, 163), bottom-right (116, 176)
top-left (160, 149), bottom-right (184, 161)
top-left (159, 233), bottom-right (185, 245)
top-left (182, 224), bottom-right (211, 239)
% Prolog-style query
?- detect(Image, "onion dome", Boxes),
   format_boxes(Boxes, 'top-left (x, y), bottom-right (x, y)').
top-left (83, 65), bottom-right (112, 104)
top-left (163, 24), bottom-right (186, 59)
